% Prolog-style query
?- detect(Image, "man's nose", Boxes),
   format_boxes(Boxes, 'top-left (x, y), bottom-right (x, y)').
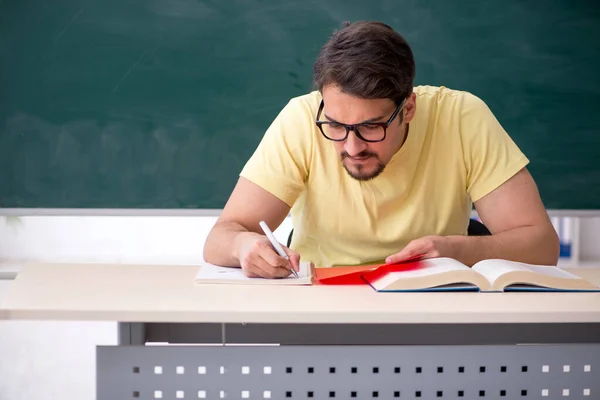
top-left (344, 130), bottom-right (367, 156)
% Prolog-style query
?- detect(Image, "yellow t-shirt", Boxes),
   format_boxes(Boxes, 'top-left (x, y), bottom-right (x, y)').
top-left (240, 86), bottom-right (529, 267)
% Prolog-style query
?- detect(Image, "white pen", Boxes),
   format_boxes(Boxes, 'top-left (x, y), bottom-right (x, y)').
top-left (259, 220), bottom-right (299, 278)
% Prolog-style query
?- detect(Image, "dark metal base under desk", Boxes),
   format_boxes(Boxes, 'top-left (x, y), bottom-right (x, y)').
top-left (99, 322), bottom-right (600, 400)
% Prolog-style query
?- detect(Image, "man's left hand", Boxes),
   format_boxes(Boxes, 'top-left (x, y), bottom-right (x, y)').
top-left (385, 235), bottom-right (457, 264)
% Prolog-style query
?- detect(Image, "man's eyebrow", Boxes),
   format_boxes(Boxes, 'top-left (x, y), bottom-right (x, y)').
top-left (323, 113), bottom-right (387, 124)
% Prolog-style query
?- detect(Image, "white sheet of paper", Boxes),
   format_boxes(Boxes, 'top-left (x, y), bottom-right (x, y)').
top-left (473, 259), bottom-right (580, 285)
top-left (194, 260), bottom-right (312, 285)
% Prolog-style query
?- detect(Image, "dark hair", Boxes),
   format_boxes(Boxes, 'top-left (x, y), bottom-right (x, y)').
top-left (313, 21), bottom-right (415, 104)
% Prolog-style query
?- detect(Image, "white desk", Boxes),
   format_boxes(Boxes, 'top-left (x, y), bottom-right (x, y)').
top-left (2, 263), bottom-right (600, 400)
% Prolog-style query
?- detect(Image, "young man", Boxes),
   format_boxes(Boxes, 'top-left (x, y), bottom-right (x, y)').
top-left (203, 21), bottom-right (559, 278)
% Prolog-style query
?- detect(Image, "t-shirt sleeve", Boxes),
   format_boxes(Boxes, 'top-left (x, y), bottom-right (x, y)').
top-left (239, 97), bottom-right (313, 207)
top-left (460, 93), bottom-right (530, 202)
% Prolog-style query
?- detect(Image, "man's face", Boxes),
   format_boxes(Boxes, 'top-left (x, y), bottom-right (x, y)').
top-left (320, 85), bottom-right (414, 181)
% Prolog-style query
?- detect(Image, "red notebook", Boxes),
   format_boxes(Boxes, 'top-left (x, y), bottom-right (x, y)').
top-left (315, 254), bottom-right (426, 285)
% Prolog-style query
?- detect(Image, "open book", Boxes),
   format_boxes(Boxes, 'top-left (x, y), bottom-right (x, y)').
top-left (363, 258), bottom-right (600, 292)
top-left (194, 260), bottom-right (313, 285)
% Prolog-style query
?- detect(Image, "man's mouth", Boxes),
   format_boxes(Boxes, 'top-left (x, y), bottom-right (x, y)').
top-left (348, 155), bottom-right (371, 162)
top-left (343, 152), bottom-right (375, 162)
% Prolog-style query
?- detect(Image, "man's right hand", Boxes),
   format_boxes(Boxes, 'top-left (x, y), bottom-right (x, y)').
top-left (235, 232), bottom-right (301, 279)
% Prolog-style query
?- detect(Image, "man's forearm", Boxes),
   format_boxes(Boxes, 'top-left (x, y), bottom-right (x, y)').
top-left (448, 224), bottom-right (560, 267)
top-left (203, 221), bottom-right (255, 267)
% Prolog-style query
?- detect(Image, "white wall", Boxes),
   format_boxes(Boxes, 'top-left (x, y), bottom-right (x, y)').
top-left (0, 213), bottom-right (598, 400)
top-left (0, 300), bottom-right (116, 400)
top-left (0, 215), bottom-right (293, 266)
top-left (0, 213), bottom-right (597, 271)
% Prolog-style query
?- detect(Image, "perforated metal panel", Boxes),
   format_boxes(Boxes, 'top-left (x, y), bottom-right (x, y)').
top-left (98, 344), bottom-right (600, 399)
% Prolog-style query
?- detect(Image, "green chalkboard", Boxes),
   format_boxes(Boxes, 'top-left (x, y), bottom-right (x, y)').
top-left (1, 0), bottom-right (599, 209)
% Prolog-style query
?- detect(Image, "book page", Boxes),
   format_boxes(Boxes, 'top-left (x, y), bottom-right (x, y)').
top-left (370, 258), bottom-right (483, 291)
top-left (472, 259), bottom-right (580, 285)
top-left (375, 258), bottom-right (471, 283)
top-left (391, 257), bottom-right (472, 277)
top-left (194, 260), bottom-right (312, 285)
top-left (518, 264), bottom-right (580, 279)
top-left (472, 259), bottom-right (530, 285)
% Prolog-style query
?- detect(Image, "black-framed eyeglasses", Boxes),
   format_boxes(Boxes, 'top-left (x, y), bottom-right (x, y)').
top-left (315, 98), bottom-right (406, 142)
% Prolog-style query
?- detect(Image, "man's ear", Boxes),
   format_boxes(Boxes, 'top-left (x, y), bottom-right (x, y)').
top-left (403, 92), bottom-right (417, 124)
